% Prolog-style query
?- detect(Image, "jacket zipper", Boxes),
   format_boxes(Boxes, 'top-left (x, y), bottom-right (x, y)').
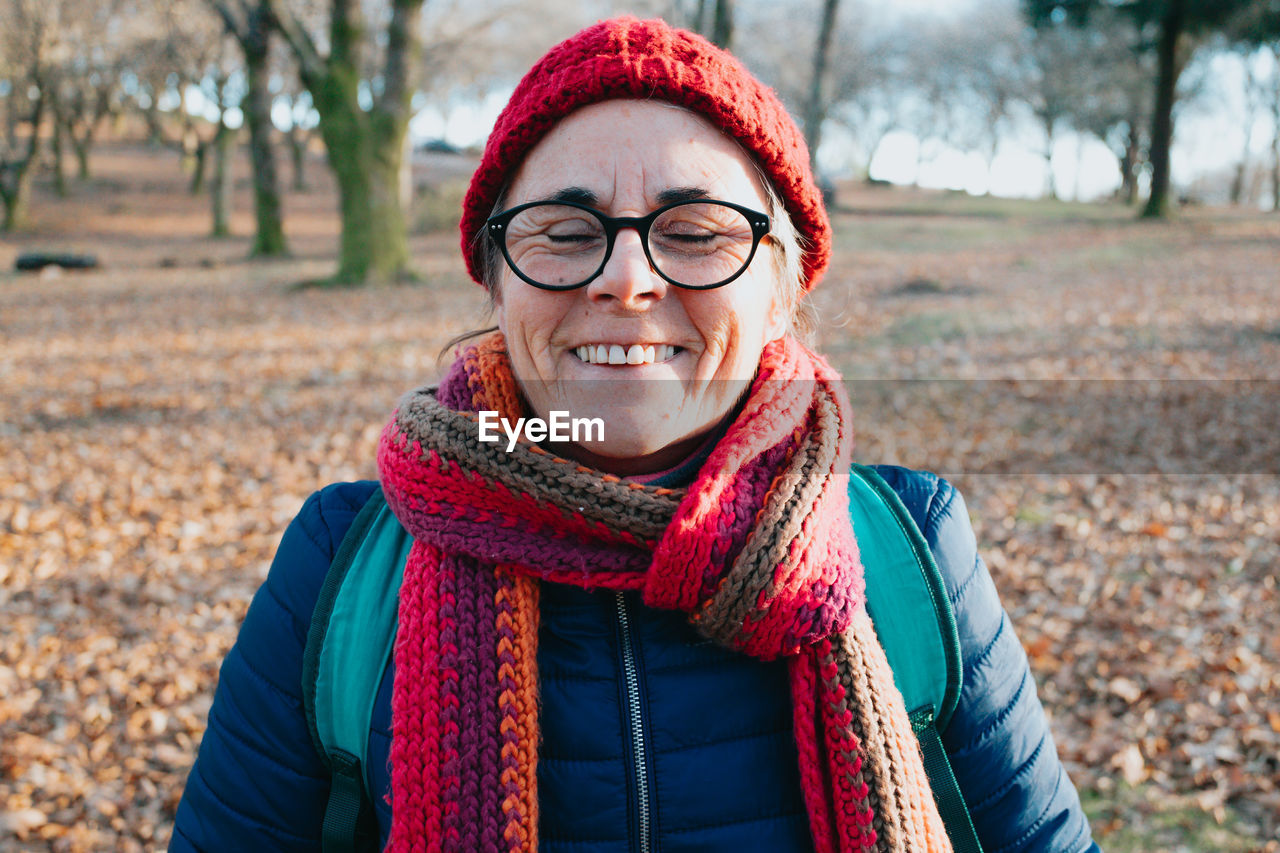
top-left (615, 591), bottom-right (652, 853)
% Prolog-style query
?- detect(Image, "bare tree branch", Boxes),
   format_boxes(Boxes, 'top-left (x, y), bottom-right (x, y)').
top-left (377, 0), bottom-right (424, 115)
top-left (206, 0), bottom-right (251, 42)
top-left (263, 0), bottom-right (323, 83)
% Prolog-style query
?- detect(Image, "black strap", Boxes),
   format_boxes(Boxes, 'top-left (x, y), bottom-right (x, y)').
top-left (911, 707), bottom-right (984, 853)
top-left (303, 490), bottom-right (388, 760)
top-left (305, 490), bottom-right (388, 853)
top-left (321, 749), bottom-right (370, 853)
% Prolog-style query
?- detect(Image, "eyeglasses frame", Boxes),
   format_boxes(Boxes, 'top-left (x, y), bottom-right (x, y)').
top-left (485, 198), bottom-right (772, 291)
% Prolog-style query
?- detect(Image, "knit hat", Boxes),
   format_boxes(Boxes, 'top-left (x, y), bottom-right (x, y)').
top-left (460, 16), bottom-right (831, 291)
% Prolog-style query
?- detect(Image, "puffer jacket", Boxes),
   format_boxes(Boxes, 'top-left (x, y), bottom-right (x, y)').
top-left (171, 466), bottom-right (1100, 853)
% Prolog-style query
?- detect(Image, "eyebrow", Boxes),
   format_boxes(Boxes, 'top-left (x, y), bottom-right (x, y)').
top-left (537, 185), bottom-right (712, 207)
top-left (544, 186), bottom-right (599, 205)
top-left (655, 186), bottom-right (710, 205)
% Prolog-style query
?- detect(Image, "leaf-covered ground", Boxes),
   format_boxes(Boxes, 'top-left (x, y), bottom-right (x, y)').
top-left (2, 145), bottom-right (1278, 851)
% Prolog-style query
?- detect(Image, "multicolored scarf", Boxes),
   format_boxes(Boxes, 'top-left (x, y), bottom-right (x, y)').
top-left (377, 332), bottom-right (949, 852)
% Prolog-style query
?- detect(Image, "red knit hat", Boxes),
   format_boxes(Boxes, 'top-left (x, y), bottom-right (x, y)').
top-left (460, 16), bottom-right (831, 291)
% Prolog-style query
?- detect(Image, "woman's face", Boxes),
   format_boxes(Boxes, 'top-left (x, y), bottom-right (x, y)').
top-left (494, 100), bottom-right (788, 475)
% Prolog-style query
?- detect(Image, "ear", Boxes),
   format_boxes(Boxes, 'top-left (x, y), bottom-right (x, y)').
top-left (763, 286), bottom-right (790, 343)
top-left (493, 296), bottom-right (507, 337)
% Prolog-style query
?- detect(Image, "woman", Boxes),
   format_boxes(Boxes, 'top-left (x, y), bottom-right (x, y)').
top-left (172, 17), bottom-right (1099, 853)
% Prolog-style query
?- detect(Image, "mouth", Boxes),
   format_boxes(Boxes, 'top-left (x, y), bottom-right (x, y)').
top-left (572, 343), bottom-right (683, 366)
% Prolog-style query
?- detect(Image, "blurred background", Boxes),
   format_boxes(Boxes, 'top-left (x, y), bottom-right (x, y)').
top-left (1, 0), bottom-right (1278, 850)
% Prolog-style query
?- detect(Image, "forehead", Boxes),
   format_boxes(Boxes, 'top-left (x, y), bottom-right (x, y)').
top-left (506, 100), bottom-right (768, 210)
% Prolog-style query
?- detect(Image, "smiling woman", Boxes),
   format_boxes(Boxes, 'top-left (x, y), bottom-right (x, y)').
top-left (172, 16), bottom-right (1100, 853)
top-left (491, 101), bottom-right (790, 471)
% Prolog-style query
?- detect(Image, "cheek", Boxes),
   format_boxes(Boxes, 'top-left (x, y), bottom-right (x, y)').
top-left (695, 285), bottom-right (780, 356)
top-left (497, 287), bottom-right (564, 361)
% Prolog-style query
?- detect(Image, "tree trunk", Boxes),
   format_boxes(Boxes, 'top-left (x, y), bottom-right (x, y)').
top-left (314, 75), bottom-right (409, 283)
top-left (1122, 120), bottom-right (1141, 206)
top-left (983, 136), bottom-right (1000, 196)
top-left (710, 0), bottom-right (734, 51)
top-left (241, 4), bottom-right (288, 256)
top-left (275, 0), bottom-right (424, 285)
top-left (801, 0), bottom-right (840, 172)
top-left (1, 92), bottom-right (44, 231)
top-left (51, 105), bottom-right (68, 198)
top-left (73, 135), bottom-right (90, 180)
top-left (693, 0), bottom-right (709, 34)
top-left (1272, 48), bottom-right (1280, 213)
top-left (69, 104), bottom-right (102, 181)
top-left (289, 127), bottom-right (308, 191)
top-left (1141, 0), bottom-right (1185, 219)
top-left (1230, 161), bottom-right (1246, 207)
top-left (2, 92), bottom-right (14, 150)
top-left (144, 95), bottom-right (165, 147)
top-left (1072, 134), bottom-right (1085, 202)
top-left (1272, 118), bottom-right (1279, 212)
top-left (211, 114), bottom-right (233, 237)
top-left (1043, 117), bottom-right (1058, 200)
top-left (189, 139), bottom-right (208, 196)
top-left (1, 164), bottom-right (36, 230)
top-left (1233, 62), bottom-right (1261, 207)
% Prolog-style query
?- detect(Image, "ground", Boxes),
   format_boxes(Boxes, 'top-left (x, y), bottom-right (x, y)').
top-left (1, 142), bottom-right (1278, 851)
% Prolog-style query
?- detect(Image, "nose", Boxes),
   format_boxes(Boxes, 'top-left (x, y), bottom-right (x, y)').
top-left (586, 228), bottom-right (667, 308)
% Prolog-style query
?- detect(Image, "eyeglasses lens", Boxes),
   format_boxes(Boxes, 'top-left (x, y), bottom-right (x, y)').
top-left (501, 202), bottom-right (757, 289)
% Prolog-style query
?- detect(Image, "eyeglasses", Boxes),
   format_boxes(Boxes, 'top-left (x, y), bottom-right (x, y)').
top-left (485, 199), bottom-right (771, 291)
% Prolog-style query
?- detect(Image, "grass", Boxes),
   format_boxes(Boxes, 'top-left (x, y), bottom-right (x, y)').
top-left (1080, 782), bottom-right (1273, 852)
top-left (878, 309), bottom-right (1023, 348)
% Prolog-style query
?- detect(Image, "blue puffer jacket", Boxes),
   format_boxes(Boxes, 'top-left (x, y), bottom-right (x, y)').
top-left (172, 466), bottom-right (1099, 853)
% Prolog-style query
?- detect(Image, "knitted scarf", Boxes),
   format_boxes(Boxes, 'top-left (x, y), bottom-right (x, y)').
top-left (377, 332), bottom-right (949, 853)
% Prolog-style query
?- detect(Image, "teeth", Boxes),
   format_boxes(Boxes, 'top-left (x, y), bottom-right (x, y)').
top-left (574, 344), bottom-right (679, 365)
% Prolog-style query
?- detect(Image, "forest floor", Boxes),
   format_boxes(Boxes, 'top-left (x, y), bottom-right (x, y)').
top-left (2, 142), bottom-right (1278, 851)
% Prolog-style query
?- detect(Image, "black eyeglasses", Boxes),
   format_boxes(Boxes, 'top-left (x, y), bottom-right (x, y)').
top-left (485, 198), bottom-right (771, 291)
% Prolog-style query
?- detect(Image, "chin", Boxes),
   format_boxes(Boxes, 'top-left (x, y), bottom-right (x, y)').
top-left (588, 430), bottom-right (683, 460)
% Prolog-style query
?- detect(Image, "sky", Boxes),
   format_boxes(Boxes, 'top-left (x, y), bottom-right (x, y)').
top-left (403, 55), bottom-right (1272, 205)
top-left (250, 0), bottom-right (1279, 205)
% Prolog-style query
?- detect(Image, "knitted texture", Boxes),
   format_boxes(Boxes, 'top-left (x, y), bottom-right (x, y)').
top-left (377, 332), bottom-right (950, 852)
top-left (459, 16), bottom-right (832, 292)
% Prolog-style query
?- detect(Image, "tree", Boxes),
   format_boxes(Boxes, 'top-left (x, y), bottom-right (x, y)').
top-left (956, 18), bottom-right (1027, 191)
top-left (43, 0), bottom-right (131, 186)
top-left (1025, 0), bottom-right (1260, 218)
top-left (1226, 1), bottom-right (1280, 210)
top-left (268, 0), bottom-right (426, 285)
top-left (279, 87), bottom-right (317, 191)
top-left (741, 0), bottom-right (898, 181)
top-left (1060, 13), bottom-right (1154, 205)
top-left (203, 52), bottom-right (237, 238)
top-left (1230, 51), bottom-right (1269, 205)
top-left (207, 0), bottom-right (289, 256)
top-left (801, 0), bottom-right (841, 173)
top-left (710, 0), bottom-right (735, 50)
top-left (1021, 21), bottom-right (1095, 200)
top-left (133, 0), bottom-right (227, 196)
top-left (0, 0), bottom-right (54, 230)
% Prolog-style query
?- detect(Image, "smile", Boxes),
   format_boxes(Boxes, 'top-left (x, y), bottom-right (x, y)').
top-left (573, 344), bottom-right (681, 365)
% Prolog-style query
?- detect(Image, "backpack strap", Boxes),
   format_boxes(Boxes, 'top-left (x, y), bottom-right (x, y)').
top-left (848, 463), bottom-right (983, 853)
top-left (302, 487), bottom-right (413, 853)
